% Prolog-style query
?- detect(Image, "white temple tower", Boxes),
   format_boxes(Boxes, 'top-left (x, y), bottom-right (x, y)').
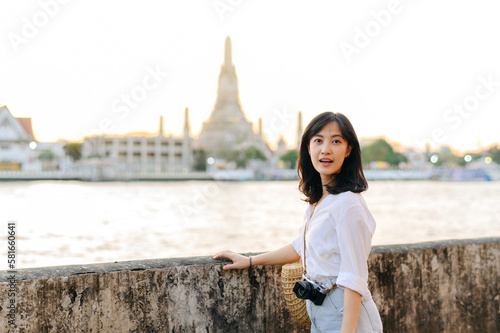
top-left (195, 37), bottom-right (269, 156)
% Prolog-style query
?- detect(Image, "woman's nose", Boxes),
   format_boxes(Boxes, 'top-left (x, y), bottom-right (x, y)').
top-left (320, 143), bottom-right (332, 154)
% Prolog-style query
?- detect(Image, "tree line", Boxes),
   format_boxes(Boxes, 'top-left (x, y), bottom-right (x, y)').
top-left (34, 140), bottom-right (500, 171)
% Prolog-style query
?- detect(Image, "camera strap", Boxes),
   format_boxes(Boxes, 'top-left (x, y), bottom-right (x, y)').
top-left (302, 202), bottom-right (337, 295)
top-left (302, 215), bottom-right (308, 275)
top-left (303, 201), bottom-right (317, 275)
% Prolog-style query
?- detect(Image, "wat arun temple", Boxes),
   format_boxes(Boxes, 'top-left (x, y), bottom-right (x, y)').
top-left (56, 37), bottom-right (302, 179)
top-left (195, 37), bottom-right (301, 160)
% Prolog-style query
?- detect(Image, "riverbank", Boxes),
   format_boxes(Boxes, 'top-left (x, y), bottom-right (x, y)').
top-left (1, 168), bottom-right (499, 181)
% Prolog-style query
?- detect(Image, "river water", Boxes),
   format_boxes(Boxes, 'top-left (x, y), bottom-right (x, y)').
top-left (2, 180), bottom-right (499, 269)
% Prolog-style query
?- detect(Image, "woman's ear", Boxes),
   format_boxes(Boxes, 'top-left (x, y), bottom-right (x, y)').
top-left (345, 145), bottom-right (352, 158)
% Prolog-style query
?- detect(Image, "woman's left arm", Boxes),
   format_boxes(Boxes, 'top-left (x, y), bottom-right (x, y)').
top-left (340, 287), bottom-right (362, 333)
top-left (335, 196), bottom-right (376, 332)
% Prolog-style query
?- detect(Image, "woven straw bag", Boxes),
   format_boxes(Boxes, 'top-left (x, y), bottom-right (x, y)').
top-left (281, 260), bottom-right (310, 327)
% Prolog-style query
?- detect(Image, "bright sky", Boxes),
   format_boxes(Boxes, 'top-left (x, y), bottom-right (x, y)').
top-left (1, 0), bottom-right (499, 153)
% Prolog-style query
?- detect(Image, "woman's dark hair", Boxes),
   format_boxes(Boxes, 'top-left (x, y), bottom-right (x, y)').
top-left (297, 112), bottom-right (367, 204)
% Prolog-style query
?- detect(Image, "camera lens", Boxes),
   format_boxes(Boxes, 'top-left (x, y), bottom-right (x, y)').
top-left (293, 280), bottom-right (326, 306)
top-left (293, 280), bottom-right (314, 299)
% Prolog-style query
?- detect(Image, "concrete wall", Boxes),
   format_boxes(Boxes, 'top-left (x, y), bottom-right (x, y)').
top-left (1, 237), bottom-right (499, 333)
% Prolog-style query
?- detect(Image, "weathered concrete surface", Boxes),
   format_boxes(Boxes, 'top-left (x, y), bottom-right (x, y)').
top-left (369, 238), bottom-right (500, 333)
top-left (0, 238), bottom-right (499, 333)
top-left (0, 253), bottom-right (305, 333)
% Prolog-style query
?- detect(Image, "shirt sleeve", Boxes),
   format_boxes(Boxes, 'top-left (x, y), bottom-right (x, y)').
top-left (335, 202), bottom-right (374, 296)
top-left (292, 233), bottom-right (302, 257)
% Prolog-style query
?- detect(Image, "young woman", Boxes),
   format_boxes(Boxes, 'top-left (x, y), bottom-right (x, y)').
top-left (214, 112), bottom-right (383, 333)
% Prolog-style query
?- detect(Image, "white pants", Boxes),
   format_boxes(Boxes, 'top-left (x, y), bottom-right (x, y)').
top-left (305, 279), bottom-right (383, 333)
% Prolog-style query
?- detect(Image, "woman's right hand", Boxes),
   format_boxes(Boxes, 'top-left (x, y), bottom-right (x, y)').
top-left (213, 250), bottom-right (251, 270)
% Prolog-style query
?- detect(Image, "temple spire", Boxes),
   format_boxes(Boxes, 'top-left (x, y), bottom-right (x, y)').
top-left (224, 36), bottom-right (232, 67)
top-left (183, 107), bottom-right (191, 138)
top-left (195, 37), bottom-right (271, 156)
top-left (207, 36), bottom-right (245, 123)
top-left (296, 111), bottom-right (303, 149)
top-left (158, 115), bottom-right (165, 137)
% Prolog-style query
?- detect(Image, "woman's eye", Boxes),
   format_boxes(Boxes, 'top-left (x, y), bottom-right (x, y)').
top-left (333, 139), bottom-right (341, 144)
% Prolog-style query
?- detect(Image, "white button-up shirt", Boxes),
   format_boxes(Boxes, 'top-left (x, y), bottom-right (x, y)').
top-left (292, 191), bottom-right (376, 296)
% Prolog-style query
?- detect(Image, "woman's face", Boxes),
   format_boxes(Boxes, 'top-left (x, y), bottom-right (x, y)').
top-left (308, 121), bottom-right (352, 185)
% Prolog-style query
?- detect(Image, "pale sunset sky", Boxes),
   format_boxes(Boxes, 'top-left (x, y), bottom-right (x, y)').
top-left (1, 0), bottom-right (499, 153)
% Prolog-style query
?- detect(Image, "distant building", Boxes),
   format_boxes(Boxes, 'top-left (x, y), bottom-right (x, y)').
top-left (403, 148), bottom-right (430, 169)
top-left (274, 135), bottom-right (289, 168)
top-left (195, 37), bottom-right (271, 158)
top-left (82, 109), bottom-right (193, 172)
top-left (2, 37), bottom-right (306, 176)
top-left (0, 105), bottom-right (37, 171)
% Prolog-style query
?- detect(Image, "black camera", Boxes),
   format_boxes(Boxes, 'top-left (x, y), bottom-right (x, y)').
top-left (293, 279), bottom-right (326, 306)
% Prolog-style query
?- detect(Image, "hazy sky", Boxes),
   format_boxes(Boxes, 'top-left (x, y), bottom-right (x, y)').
top-left (1, 0), bottom-right (499, 153)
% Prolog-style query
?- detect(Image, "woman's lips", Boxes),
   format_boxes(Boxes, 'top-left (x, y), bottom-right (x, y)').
top-left (319, 159), bottom-right (333, 166)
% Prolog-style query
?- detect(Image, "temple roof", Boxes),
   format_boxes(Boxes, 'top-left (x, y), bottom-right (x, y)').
top-left (0, 105), bottom-right (35, 141)
top-left (18, 117), bottom-right (34, 137)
